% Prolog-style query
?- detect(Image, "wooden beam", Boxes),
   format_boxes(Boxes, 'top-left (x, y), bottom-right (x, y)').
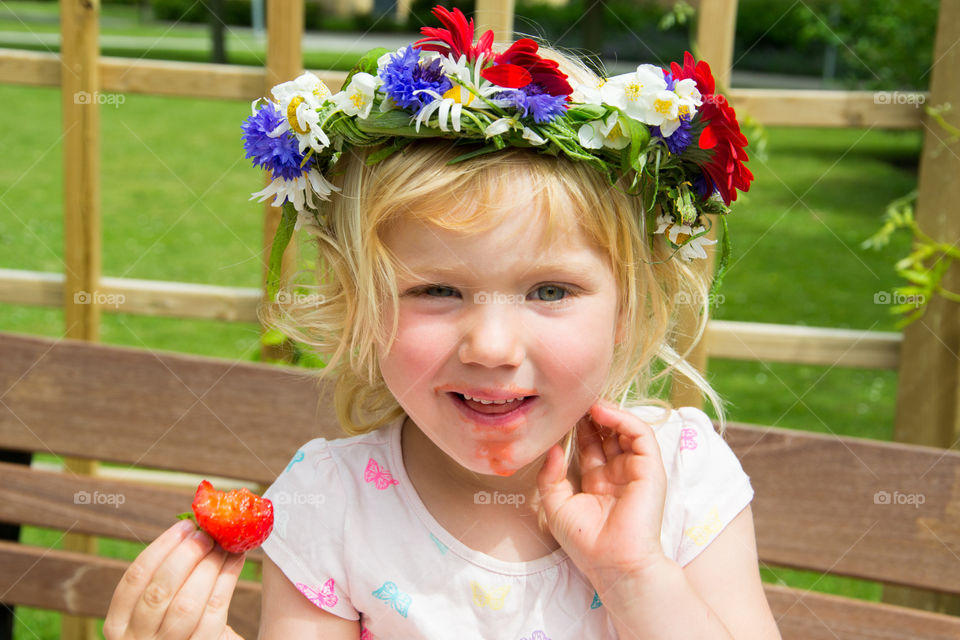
top-left (475, 0), bottom-right (515, 43)
top-left (887, 0), bottom-right (960, 617)
top-left (696, 0), bottom-right (738, 89)
top-left (59, 2), bottom-right (101, 636)
top-left (707, 320), bottom-right (901, 369)
top-left (260, 0), bottom-right (304, 364)
top-left (0, 49), bottom-right (347, 101)
top-left (728, 88), bottom-right (927, 129)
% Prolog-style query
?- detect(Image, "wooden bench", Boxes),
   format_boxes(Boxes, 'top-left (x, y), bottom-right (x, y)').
top-left (1, 330), bottom-right (958, 639)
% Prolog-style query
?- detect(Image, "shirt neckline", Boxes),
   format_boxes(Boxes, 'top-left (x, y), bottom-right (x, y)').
top-left (386, 415), bottom-right (570, 577)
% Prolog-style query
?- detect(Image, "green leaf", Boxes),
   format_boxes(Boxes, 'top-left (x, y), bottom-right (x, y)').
top-left (565, 104), bottom-right (608, 122)
top-left (708, 216), bottom-right (731, 303)
top-left (342, 47), bottom-right (390, 89)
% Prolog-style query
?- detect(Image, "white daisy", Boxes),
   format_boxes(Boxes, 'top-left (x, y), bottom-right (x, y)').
top-left (668, 223), bottom-right (717, 261)
top-left (413, 53), bottom-right (500, 132)
top-left (269, 72), bottom-right (333, 154)
top-left (250, 168), bottom-right (340, 215)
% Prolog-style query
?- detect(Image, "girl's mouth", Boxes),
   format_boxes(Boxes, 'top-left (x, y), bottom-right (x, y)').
top-left (447, 392), bottom-right (538, 427)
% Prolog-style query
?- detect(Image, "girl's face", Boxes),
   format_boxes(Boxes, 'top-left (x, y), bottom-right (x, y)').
top-left (377, 196), bottom-right (621, 477)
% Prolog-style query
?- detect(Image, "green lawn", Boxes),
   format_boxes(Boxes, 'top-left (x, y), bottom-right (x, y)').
top-left (0, 71), bottom-right (922, 638)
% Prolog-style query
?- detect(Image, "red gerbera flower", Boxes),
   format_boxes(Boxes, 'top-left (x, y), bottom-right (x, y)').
top-left (413, 6), bottom-right (494, 64)
top-left (671, 52), bottom-right (753, 205)
top-left (480, 38), bottom-right (573, 97)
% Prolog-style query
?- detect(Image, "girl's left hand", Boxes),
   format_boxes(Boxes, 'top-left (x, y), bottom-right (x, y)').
top-left (537, 401), bottom-right (669, 591)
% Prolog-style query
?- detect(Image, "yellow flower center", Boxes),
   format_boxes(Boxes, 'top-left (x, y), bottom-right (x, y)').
top-left (443, 85), bottom-right (475, 105)
top-left (625, 82), bottom-right (643, 102)
top-left (674, 231), bottom-right (691, 245)
top-left (313, 84), bottom-right (330, 101)
top-left (654, 98), bottom-right (673, 116)
top-left (286, 96), bottom-right (309, 135)
top-left (678, 104), bottom-right (690, 118)
top-left (350, 91), bottom-right (366, 109)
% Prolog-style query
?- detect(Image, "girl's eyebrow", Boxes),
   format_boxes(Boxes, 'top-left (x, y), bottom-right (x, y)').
top-left (406, 259), bottom-right (599, 280)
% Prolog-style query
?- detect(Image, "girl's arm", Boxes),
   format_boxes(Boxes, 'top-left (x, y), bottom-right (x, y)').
top-left (598, 505), bottom-right (781, 640)
top-left (257, 557), bottom-right (359, 640)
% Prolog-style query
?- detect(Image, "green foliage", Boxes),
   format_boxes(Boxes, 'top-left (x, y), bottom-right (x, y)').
top-left (796, 0), bottom-right (937, 89)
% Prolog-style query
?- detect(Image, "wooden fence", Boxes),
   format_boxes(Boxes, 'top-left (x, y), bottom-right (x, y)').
top-left (0, 0), bottom-right (958, 637)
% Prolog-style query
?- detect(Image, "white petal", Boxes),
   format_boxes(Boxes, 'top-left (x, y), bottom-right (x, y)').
top-left (522, 127), bottom-right (546, 146)
top-left (451, 102), bottom-right (462, 132)
top-left (485, 117), bottom-right (513, 137)
top-left (578, 121), bottom-right (605, 149)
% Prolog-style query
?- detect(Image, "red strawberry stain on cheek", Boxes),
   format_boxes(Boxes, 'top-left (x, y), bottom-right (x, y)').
top-left (477, 442), bottom-right (517, 476)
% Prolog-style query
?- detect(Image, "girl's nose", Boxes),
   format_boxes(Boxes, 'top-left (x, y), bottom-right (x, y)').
top-left (457, 297), bottom-right (525, 368)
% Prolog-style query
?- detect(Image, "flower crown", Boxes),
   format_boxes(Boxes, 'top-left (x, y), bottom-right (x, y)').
top-left (243, 5), bottom-right (753, 302)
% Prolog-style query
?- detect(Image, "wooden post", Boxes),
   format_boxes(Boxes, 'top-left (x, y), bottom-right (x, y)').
top-left (884, 0), bottom-right (960, 616)
top-left (475, 0), bottom-right (515, 43)
top-left (670, 0), bottom-right (738, 410)
top-left (60, 1), bottom-right (101, 639)
top-left (261, 0), bottom-right (304, 363)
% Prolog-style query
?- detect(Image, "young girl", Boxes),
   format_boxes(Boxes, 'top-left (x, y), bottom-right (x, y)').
top-left (104, 6), bottom-right (779, 639)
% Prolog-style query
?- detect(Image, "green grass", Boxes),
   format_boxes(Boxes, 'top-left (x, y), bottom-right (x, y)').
top-left (0, 74), bottom-right (923, 638)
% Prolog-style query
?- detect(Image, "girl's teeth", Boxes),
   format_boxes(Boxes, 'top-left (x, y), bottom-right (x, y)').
top-left (462, 394), bottom-right (523, 405)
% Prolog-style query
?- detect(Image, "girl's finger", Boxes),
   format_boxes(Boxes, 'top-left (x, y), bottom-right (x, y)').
top-left (590, 403), bottom-right (654, 442)
top-left (576, 414), bottom-right (607, 471)
top-left (128, 528), bottom-right (217, 638)
top-left (155, 545), bottom-right (230, 639)
top-left (536, 443), bottom-right (574, 519)
top-left (189, 553), bottom-right (246, 640)
top-left (104, 519), bottom-right (197, 635)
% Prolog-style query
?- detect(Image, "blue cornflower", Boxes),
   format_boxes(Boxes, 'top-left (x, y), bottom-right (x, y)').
top-left (652, 113), bottom-right (694, 155)
top-left (694, 172), bottom-right (716, 200)
top-left (241, 102), bottom-right (313, 181)
top-left (663, 71), bottom-right (676, 91)
top-left (496, 83), bottom-right (568, 124)
top-left (380, 46), bottom-right (452, 111)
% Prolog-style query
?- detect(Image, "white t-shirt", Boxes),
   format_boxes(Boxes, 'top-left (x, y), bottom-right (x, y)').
top-left (261, 405), bottom-right (754, 639)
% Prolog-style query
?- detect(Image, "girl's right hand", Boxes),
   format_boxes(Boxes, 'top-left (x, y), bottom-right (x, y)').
top-left (103, 519), bottom-right (247, 640)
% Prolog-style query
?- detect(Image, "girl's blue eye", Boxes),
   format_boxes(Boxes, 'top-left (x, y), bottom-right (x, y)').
top-left (532, 284), bottom-right (568, 302)
top-left (422, 285), bottom-right (458, 298)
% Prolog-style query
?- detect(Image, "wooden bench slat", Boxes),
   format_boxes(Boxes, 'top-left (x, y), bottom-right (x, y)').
top-left (3, 541), bottom-right (959, 640)
top-left (766, 583), bottom-right (960, 639)
top-left (0, 461), bottom-right (263, 563)
top-left (0, 332), bottom-right (343, 484)
top-left (727, 423), bottom-right (960, 596)
top-left (0, 541), bottom-right (261, 639)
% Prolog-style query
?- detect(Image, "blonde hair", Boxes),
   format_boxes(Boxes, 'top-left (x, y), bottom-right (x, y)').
top-left (259, 47), bottom-right (726, 486)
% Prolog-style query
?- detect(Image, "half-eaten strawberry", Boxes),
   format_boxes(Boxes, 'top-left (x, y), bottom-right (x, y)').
top-left (183, 480), bottom-right (274, 553)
